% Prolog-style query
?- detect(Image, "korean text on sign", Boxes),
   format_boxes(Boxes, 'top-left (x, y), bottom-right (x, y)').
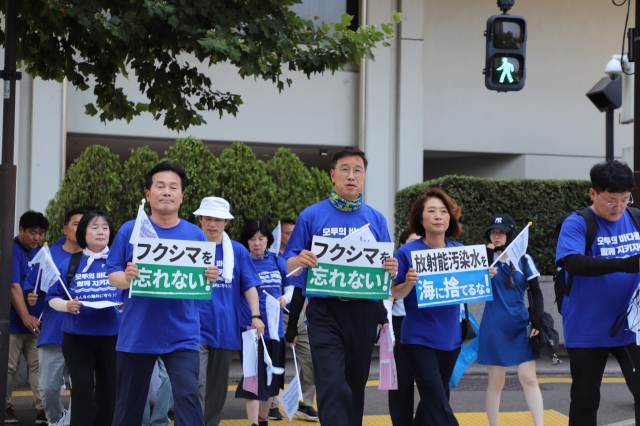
top-left (411, 244), bottom-right (493, 308)
top-left (131, 238), bottom-right (216, 300)
top-left (305, 235), bottom-right (395, 300)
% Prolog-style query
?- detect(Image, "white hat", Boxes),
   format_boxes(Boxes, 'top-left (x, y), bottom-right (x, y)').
top-left (193, 197), bottom-right (234, 220)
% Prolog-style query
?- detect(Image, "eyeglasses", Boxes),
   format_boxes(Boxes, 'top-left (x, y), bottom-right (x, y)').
top-left (334, 167), bottom-right (365, 177)
top-left (489, 230), bottom-right (506, 236)
top-left (597, 193), bottom-right (634, 209)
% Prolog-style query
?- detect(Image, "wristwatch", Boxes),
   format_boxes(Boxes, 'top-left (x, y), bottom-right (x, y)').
top-left (251, 314), bottom-right (262, 320)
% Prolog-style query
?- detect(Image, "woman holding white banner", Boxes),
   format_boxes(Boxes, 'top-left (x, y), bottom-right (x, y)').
top-left (392, 188), bottom-right (496, 426)
top-left (478, 214), bottom-right (544, 426)
top-left (236, 220), bottom-right (290, 426)
top-left (46, 209), bottom-right (123, 426)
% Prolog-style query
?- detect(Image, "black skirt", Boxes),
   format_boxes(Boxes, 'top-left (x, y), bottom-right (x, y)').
top-left (235, 332), bottom-right (286, 401)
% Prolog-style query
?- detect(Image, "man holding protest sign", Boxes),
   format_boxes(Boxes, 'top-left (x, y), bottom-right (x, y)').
top-left (284, 147), bottom-right (398, 426)
top-left (107, 162), bottom-right (220, 426)
top-left (193, 197), bottom-right (264, 426)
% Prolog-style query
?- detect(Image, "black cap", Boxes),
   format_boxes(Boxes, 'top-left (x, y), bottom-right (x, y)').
top-left (485, 214), bottom-right (516, 234)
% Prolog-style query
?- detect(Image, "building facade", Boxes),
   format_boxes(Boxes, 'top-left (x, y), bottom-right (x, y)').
top-left (3, 0), bottom-right (635, 233)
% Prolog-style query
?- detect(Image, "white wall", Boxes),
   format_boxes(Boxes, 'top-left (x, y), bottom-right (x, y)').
top-left (422, 0), bottom-right (635, 165)
top-left (67, 58), bottom-right (359, 148)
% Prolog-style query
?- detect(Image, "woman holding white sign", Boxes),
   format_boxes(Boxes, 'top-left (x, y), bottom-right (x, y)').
top-left (478, 214), bottom-right (544, 426)
top-left (236, 220), bottom-right (290, 426)
top-left (46, 209), bottom-right (123, 426)
top-left (392, 188), bottom-right (496, 426)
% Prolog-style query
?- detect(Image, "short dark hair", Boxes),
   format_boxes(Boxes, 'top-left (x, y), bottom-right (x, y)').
top-left (281, 219), bottom-right (296, 226)
top-left (331, 147), bottom-right (368, 170)
top-left (64, 207), bottom-right (91, 225)
top-left (408, 188), bottom-right (462, 238)
top-left (145, 162), bottom-right (188, 191)
top-left (239, 219), bottom-right (274, 251)
top-left (19, 210), bottom-right (49, 231)
top-left (590, 160), bottom-right (635, 193)
top-left (75, 209), bottom-right (115, 249)
top-left (398, 228), bottom-right (414, 246)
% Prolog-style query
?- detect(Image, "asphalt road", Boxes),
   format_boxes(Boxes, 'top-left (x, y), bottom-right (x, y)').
top-left (8, 376), bottom-right (637, 425)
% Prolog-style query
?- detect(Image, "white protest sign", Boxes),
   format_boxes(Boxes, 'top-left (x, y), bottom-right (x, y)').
top-left (131, 238), bottom-right (216, 300)
top-left (241, 329), bottom-right (259, 395)
top-left (263, 290), bottom-right (281, 341)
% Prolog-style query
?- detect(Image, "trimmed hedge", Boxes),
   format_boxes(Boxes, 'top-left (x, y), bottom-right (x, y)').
top-left (45, 140), bottom-right (332, 242)
top-left (394, 176), bottom-right (592, 275)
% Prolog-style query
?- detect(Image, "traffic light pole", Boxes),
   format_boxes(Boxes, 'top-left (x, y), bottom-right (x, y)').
top-left (0, 0), bottom-right (19, 404)
top-left (607, 108), bottom-right (615, 162)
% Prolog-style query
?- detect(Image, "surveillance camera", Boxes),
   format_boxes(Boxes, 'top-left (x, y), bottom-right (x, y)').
top-left (605, 55), bottom-right (623, 80)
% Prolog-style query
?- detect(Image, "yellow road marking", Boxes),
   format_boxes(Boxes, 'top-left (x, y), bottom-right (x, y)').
top-left (12, 377), bottom-right (625, 397)
top-left (219, 410), bottom-right (568, 425)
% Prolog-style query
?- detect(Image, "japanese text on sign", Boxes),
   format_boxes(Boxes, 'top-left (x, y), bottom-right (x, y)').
top-left (131, 238), bottom-right (216, 300)
top-left (306, 236), bottom-right (394, 300)
top-left (411, 245), bottom-right (493, 308)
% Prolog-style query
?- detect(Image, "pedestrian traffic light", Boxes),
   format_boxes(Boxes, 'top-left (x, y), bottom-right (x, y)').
top-left (484, 14), bottom-right (527, 91)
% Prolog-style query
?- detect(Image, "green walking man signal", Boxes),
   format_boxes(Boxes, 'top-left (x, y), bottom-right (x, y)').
top-left (484, 14), bottom-right (527, 92)
top-left (496, 57), bottom-right (515, 83)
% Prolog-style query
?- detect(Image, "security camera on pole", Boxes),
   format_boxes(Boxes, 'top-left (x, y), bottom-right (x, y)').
top-left (484, 0), bottom-right (527, 92)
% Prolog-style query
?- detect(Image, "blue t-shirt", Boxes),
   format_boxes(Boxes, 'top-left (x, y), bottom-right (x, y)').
top-left (23, 244), bottom-right (74, 346)
top-left (11, 239), bottom-right (43, 334)
top-left (556, 208), bottom-right (640, 348)
top-left (395, 239), bottom-right (462, 351)
top-left (106, 219), bottom-right (207, 354)
top-left (198, 240), bottom-right (260, 350)
top-left (240, 253), bottom-right (288, 340)
top-left (47, 254), bottom-right (123, 336)
top-left (283, 199), bottom-right (392, 298)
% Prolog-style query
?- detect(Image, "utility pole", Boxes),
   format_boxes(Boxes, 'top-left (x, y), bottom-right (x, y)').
top-left (634, 0), bottom-right (640, 201)
top-left (0, 0), bottom-right (20, 400)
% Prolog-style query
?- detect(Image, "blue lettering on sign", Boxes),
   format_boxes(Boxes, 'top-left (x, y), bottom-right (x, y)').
top-left (416, 269), bottom-right (493, 308)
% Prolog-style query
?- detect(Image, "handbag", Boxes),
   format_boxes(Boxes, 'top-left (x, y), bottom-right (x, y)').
top-left (526, 282), bottom-right (560, 359)
top-left (461, 303), bottom-right (477, 345)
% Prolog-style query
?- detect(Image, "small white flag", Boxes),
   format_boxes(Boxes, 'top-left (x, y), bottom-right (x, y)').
top-left (491, 224), bottom-right (530, 273)
top-left (129, 199), bottom-right (159, 244)
top-left (269, 222), bottom-right (281, 257)
top-left (30, 246), bottom-right (62, 293)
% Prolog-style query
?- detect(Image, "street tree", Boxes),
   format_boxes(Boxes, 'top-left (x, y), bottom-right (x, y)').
top-left (7, 1), bottom-right (400, 131)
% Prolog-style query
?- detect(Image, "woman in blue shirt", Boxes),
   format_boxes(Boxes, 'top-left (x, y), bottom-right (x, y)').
top-left (236, 220), bottom-right (291, 426)
top-left (392, 188), bottom-right (496, 426)
top-left (47, 210), bottom-right (123, 426)
top-left (478, 214), bottom-right (544, 426)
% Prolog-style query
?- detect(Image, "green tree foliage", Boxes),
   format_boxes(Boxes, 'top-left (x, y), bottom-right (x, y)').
top-left (266, 147), bottom-right (318, 225)
top-left (45, 145), bottom-right (123, 242)
top-left (309, 166), bottom-right (334, 201)
top-left (9, 1), bottom-right (400, 131)
top-left (165, 136), bottom-right (219, 223)
top-left (394, 176), bottom-right (592, 275)
top-left (118, 146), bottom-right (160, 225)
top-left (216, 142), bottom-right (275, 238)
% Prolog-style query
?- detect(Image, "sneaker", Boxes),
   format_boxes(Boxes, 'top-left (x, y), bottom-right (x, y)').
top-left (4, 406), bottom-right (18, 424)
top-left (258, 420), bottom-right (268, 426)
top-left (296, 404), bottom-right (319, 420)
top-left (35, 409), bottom-right (48, 425)
top-left (267, 407), bottom-right (283, 421)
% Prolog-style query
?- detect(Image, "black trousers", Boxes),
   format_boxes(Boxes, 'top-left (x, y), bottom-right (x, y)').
top-left (567, 344), bottom-right (640, 426)
top-left (404, 344), bottom-right (460, 426)
top-left (306, 298), bottom-right (378, 426)
top-left (62, 333), bottom-right (117, 426)
top-left (388, 315), bottom-right (415, 426)
top-left (112, 349), bottom-right (203, 426)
